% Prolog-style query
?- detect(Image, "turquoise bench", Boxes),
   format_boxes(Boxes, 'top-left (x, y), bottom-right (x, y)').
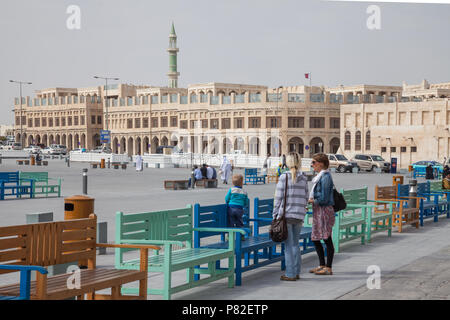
top-left (115, 206), bottom-right (239, 300)
top-left (20, 172), bottom-right (61, 198)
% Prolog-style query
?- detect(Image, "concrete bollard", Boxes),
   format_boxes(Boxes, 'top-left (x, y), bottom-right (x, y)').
top-left (26, 212), bottom-right (53, 224)
top-left (97, 222), bottom-right (108, 255)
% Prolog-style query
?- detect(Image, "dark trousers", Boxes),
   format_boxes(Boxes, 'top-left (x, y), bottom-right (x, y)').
top-left (227, 206), bottom-right (244, 228)
top-left (313, 236), bottom-right (335, 268)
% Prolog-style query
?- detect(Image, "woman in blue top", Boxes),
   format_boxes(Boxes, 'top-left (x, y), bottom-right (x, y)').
top-left (308, 153), bottom-right (335, 276)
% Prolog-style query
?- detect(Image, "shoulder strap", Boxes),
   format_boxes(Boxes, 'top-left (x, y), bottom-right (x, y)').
top-left (282, 173), bottom-right (288, 218)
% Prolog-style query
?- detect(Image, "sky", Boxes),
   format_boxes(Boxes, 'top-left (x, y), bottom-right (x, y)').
top-left (1, 0), bottom-right (449, 124)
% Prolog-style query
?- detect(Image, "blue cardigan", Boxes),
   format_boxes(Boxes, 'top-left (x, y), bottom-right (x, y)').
top-left (313, 172), bottom-right (335, 207)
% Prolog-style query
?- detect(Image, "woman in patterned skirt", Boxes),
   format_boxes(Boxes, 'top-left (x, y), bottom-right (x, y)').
top-left (308, 153), bottom-right (335, 276)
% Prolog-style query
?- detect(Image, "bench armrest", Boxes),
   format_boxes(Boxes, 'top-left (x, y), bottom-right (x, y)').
top-left (193, 227), bottom-right (247, 235)
top-left (118, 239), bottom-right (185, 247)
top-left (194, 227), bottom-right (246, 250)
top-left (0, 265), bottom-right (48, 274)
top-left (346, 203), bottom-right (376, 208)
top-left (96, 243), bottom-right (161, 251)
top-left (248, 217), bottom-right (272, 222)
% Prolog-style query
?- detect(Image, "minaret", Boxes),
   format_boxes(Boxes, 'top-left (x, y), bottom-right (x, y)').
top-left (167, 22), bottom-right (180, 88)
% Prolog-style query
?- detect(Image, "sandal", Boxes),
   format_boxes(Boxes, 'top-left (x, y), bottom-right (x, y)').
top-left (280, 275), bottom-right (297, 281)
top-left (309, 266), bottom-right (325, 273)
top-left (314, 267), bottom-right (333, 275)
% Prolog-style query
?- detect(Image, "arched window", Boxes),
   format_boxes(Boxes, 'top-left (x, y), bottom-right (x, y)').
top-left (344, 131), bottom-right (351, 150)
top-left (355, 131), bottom-right (361, 151)
top-left (365, 131), bottom-right (371, 150)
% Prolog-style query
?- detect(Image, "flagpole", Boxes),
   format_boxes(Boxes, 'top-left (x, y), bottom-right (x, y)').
top-left (310, 72), bottom-right (312, 91)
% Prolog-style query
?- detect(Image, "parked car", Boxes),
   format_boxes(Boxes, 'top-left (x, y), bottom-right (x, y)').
top-left (23, 145), bottom-right (41, 154)
top-left (91, 146), bottom-right (112, 153)
top-left (351, 154), bottom-right (390, 173)
top-left (53, 144), bottom-right (68, 155)
top-left (327, 154), bottom-right (358, 173)
top-left (0, 142), bottom-right (22, 150)
top-left (70, 148), bottom-right (84, 154)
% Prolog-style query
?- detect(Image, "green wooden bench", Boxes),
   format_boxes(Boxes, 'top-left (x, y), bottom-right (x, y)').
top-left (304, 199), bottom-right (366, 253)
top-left (115, 205), bottom-right (240, 300)
top-left (19, 172), bottom-right (61, 198)
top-left (341, 187), bottom-right (393, 243)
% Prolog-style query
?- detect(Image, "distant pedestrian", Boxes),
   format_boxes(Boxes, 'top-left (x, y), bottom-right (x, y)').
top-left (201, 164), bottom-right (208, 179)
top-left (443, 172), bottom-right (450, 190)
top-left (135, 153), bottom-right (143, 172)
top-left (225, 174), bottom-right (249, 228)
top-left (262, 153), bottom-right (271, 177)
top-left (281, 154), bottom-right (287, 169)
top-left (211, 166), bottom-right (217, 180)
top-left (308, 153), bottom-right (335, 276)
top-left (206, 165), bottom-right (214, 180)
top-left (272, 152), bottom-right (308, 281)
top-left (425, 164), bottom-right (434, 180)
top-left (220, 156), bottom-right (232, 184)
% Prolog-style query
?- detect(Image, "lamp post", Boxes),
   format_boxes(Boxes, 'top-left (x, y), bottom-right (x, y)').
top-left (318, 141), bottom-right (323, 153)
top-left (94, 76), bottom-right (119, 150)
top-left (275, 86), bottom-right (283, 157)
top-left (10, 80), bottom-right (32, 148)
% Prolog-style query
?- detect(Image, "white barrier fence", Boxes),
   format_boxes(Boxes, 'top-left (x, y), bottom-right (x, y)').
top-left (135, 153), bottom-right (313, 171)
top-left (0, 150), bottom-right (30, 159)
top-left (69, 153), bottom-right (129, 163)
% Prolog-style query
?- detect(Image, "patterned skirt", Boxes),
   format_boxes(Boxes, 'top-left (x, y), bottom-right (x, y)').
top-left (311, 204), bottom-right (335, 241)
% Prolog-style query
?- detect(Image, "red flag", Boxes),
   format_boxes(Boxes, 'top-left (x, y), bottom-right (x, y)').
top-left (305, 73), bottom-right (309, 79)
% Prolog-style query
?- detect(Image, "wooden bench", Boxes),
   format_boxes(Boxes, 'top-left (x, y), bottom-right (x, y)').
top-left (417, 181), bottom-right (449, 223)
top-left (341, 187), bottom-right (393, 243)
top-left (42, 161), bottom-right (48, 166)
top-left (115, 206), bottom-right (237, 300)
top-left (243, 168), bottom-right (265, 185)
top-left (0, 171), bottom-right (33, 200)
top-left (164, 180), bottom-right (189, 190)
top-left (194, 199), bottom-right (314, 286)
top-left (266, 168), bottom-right (278, 183)
top-left (375, 185), bottom-right (420, 233)
top-left (112, 162), bottom-right (120, 169)
top-left (90, 162), bottom-right (101, 169)
top-left (24, 160), bottom-right (30, 165)
top-left (195, 179), bottom-right (218, 188)
top-left (16, 160), bottom-right (24, 165)
top-left (0, 265), bottom-right (48, 300)
top-left (0, 214), bottom-right (159, 300)
top-left (19, 172), bottom-right (61, 198)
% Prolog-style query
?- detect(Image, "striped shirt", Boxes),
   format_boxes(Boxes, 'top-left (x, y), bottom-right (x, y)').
top-left (272, 172), bottom-right (309, 221)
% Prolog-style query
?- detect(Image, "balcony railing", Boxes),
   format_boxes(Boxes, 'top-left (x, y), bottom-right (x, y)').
top-left (288, 94), bottom-right (305, 103)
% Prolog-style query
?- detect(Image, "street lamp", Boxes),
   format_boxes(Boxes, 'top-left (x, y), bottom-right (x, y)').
top-left (10, 80), bottom-right (32, 148)
top-left (93, 76), bottom-right (119, 149)
top-left (318, 141), bottom-right (323, 153)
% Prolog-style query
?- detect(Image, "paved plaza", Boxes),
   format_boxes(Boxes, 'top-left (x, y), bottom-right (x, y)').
top-left (1, 158), bottom-right (449, 300)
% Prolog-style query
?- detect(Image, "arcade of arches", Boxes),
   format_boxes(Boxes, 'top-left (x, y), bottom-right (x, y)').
top-left (110, 134), bottom-right (340, 157)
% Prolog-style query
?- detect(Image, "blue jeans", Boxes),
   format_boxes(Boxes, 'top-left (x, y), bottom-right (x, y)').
top-left (227, 206), bottom-right (244, 228)
top-left (284, 222), bottom-right (303, 278)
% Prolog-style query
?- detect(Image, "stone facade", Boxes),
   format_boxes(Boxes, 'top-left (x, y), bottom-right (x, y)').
top-left (340, 81), bottom-right (450, 168)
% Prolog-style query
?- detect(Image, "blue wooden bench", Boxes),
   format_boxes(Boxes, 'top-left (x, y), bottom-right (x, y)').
top-left (194, 198), bottom-right (314, 286)
top-left (244, 168), bottom-right (266, 185)
top-left (0, 265), bottom-right (48, 300)
top-left (397, 184), bottom-right (438, 227)
top-left (0, 171), bottom-right (33, 200)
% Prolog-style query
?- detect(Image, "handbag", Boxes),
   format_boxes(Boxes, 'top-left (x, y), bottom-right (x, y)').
top-left (332, 186), bottom-right (347, 212)
top-left (270, 174), bottom-right (288, 242)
